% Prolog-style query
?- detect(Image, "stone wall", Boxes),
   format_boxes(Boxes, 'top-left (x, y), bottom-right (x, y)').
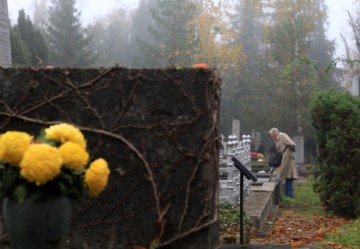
top-left (0, 67), bottom-right (221, 249)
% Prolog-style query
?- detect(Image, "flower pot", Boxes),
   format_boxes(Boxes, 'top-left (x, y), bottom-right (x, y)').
top-left (3, 195), bottom-right (73, 249)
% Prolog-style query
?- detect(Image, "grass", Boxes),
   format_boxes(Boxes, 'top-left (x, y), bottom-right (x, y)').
top-left (281, 176), bottom-right (360, 248)
top-left (325, 219), bottom-right (360, 248)
top-left (317, 215), bottom-right (360, 249)
top-left (280, 176), bottom-right (324, 215)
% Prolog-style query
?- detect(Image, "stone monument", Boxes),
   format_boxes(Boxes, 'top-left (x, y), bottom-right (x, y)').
top-left (232, 119), bottom-right (240, 139)
top-left (294, 135), bottom-right (304, 164)
top-left (252, 131), bottom-right (261, 151)
top-left (0, 0), bottom-right (12, 67)
top-left (352, 76), bottom-right (359, 96)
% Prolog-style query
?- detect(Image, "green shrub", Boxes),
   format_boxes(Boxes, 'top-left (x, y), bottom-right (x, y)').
top-left (309, 89), bottom-right (360, 218)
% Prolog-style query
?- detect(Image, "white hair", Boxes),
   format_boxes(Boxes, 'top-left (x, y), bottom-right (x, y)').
top-left (269, 128), bottom-right (279, 134)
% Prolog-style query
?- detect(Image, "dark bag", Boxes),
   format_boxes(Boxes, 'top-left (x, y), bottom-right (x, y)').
top-left (268, 145), bottom-right (288, 168)
top-left (268, 153), bottom-right (282, 168)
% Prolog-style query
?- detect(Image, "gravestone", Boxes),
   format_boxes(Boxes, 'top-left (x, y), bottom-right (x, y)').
top-left (232, 119), bottom-right (240, 139)
top-left (294, 135), bottom-right (305, 175)
top-left (0, 67), bottom-right (220, 249)
top-left (252, 131), bottom-right (261, 151)
top-left (352, 76), bottom-right (360, 96)
top-left (0, 0), bottom-right (12, 67)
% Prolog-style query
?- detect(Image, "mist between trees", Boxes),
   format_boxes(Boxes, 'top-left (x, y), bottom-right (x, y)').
top-left (9, 0), bottom-right (360, 161)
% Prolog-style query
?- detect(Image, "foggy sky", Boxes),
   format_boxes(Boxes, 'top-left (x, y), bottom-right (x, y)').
top-left (7, 0), bottom-right (355, 56)
top-left (7, 0), bottom-right (137, 24)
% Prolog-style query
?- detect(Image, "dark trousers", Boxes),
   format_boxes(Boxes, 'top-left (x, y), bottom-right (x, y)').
top-left (285, 178), bottom-right (294, 197)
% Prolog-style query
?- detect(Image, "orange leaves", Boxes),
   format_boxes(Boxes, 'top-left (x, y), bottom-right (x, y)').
top-left (252, 210), bottom-right (352, 247)
top-left (290, 241), bottom-right (306, 248)
top-left (326, 241), bottom-right (344, 249)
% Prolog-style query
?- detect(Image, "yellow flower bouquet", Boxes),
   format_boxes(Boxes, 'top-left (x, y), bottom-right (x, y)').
top-left (0, 123), bottom-right (110, 203)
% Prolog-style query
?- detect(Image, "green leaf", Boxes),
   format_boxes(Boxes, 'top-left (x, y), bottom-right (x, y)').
top-left (60, 173), bottom-right (73, 185)
top-left (13, 185), bottom-right (28, 204)
top-left (35, 128), bottom-right (47, 143)
top-left (46, 140), bottom-right (59, 147)
top-left (57, 182), bottom-right (68, 196)
top-left (29, 189), bottom-right (44, 201)
top-left (72, 169), bottom-right (85, 175)
top-left (150, 242), bottom-right (158, 249)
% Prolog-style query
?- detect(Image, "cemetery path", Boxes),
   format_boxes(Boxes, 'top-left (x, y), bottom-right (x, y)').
top-left (250, 177), bottom-right (352, 248)
top-left (250, 206), bottom-right (350, 247)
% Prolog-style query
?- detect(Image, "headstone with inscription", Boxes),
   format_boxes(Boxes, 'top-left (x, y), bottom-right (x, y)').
top-left (0, 0), bottom-right (12, 67)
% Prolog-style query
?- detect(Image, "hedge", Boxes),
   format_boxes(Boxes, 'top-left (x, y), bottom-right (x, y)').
top-left (310, 89), bottom-right (360, 218)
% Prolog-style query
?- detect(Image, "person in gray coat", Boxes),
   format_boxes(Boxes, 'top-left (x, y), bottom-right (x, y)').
top-left (269, 127), bottom-right (297, 197)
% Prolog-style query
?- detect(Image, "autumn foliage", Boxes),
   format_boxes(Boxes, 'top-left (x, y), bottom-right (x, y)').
top-left (255, 210), bottom-right (350, 247)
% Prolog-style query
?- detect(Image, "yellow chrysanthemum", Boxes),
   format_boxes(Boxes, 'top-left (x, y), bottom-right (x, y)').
top-left (19, 144), bottom-right (63, 185)
top-left (84, 158), bottom-right (110, 196)
top-left (59, 141), bottom-right (89, 170)
top-left (45, 123), bottom-right (86, 148)
top-left (0, 131), bottom-right (33, 166)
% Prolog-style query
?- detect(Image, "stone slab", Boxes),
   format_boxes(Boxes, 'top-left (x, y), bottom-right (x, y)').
top-left (251, 182), bottom-right (277, 192)
top-left (244, 181), bottom-right (279, 232)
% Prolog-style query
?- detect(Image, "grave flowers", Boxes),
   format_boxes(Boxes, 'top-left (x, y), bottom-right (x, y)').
top-left (250, 151), bottom-right (259, 161)
top-left (0, 123), bottom-right (110, 249)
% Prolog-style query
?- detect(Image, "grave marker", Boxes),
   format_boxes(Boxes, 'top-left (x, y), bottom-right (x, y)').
top-left (0, 0), bottom-right (12, 67)
top-left (232, 119), bottom-right (240, 139)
